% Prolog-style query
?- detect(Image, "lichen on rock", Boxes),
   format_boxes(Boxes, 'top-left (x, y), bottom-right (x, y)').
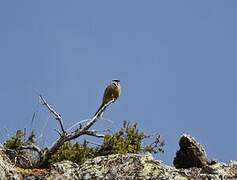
top-left (0, 145), bottom-right (22, 179)
top-left (1, 134), bottom-right (237, 179)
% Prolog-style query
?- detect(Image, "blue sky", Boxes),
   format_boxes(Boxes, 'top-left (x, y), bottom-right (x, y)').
top-left (0, 1), bottom-right (237, 165)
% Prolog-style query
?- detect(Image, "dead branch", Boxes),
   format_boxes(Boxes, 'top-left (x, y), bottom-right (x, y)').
top-left (53, 129), bottom-right (62, 136)
top-left (17, 144), bottom-right (42, 155)
top-left (39, 95), bottom-right (66, 134)
top-left (36, 96), bottom-right (114, 167)
top-left (85, 130), bottom-right (105, 138)
top-left (65, 99), bottom-right (114, 141)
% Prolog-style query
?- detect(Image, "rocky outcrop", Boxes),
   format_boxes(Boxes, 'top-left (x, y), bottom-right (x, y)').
top-left (1, 134), bottom-right (237, 179)
top-left (47, 154), bottom-right (237, 180)
top-left (0, 145), bottom-right (22, 179)
top-left (173, 134), bottom-right (211, 168)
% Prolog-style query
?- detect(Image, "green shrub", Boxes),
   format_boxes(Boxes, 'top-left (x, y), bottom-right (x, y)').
top-left (50, 121), bottom-right (164, 165)
top-left (3, 121), bottom-right (164, 166)
top-left (49, 141), bottom-right (97, 165)
top-left (4, 130), bottom-right (24, 149)
top-left (3, 130), bottom-right (37, 167)
top-left (97, 121), bottom-right (146, 155)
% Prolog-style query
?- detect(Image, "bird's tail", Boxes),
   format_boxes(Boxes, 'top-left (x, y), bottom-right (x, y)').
top-left (94, 103), bottom-right (107, 118)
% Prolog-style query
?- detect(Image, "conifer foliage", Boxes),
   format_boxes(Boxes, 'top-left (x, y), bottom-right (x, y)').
top-left (3, 121), bottom-right (164, 166)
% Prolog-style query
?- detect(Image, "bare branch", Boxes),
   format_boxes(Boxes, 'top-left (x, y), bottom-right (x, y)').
top-left (85, 130), bottom-right (105, 138)
top-left (39, 95), bottom-right (66, 134)
top-left (37, 98), bottom-right (115, 167)
top-left (17, 144), bottom-right (42, 155)
top-left (65, 99), bottom-right (114, 141)
top-left (53, 129), bottom-right (62, 136)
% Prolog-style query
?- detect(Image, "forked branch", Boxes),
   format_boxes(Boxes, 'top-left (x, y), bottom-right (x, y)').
top-left (36, 96), bottom-right (114, 167)
top-left (39, 95), bottom-right (66, 134)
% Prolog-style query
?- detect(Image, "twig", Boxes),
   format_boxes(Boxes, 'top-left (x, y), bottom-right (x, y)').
top-left (65, 99), bottom-right (114, 141)
top-left (85, 130), bottom-right (105, 138)
top-left (39, 95), bottom-right (66, 134)
top-left (53, 129), bottom-right (62, 136)
top-left (17, 144), bottom-right (42, 156)
top-left (66, 118), bottom-right (91, 131)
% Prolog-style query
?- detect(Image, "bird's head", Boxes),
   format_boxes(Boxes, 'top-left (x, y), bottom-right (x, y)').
top-left (111, 79), bottom-right (120, 86)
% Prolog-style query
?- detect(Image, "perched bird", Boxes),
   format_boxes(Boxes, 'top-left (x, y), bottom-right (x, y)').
top-left (95, 79), bottom-right (121, 118)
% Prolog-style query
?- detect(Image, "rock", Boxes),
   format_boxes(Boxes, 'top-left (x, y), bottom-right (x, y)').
top-left (0, 145), bottom-right (47, 180)
top-left (173, 134), bottom-right (210, 169)
top-left (46, 153), bottom-right (237, 180)
top-left (46, 160), bottom-right (80, 179)
top-left (0, 145), bottom-right (22, 180)
top-left (1, 135), bottom-right (237, 179)
top-left (47, 153), bottom-right (188, 180)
